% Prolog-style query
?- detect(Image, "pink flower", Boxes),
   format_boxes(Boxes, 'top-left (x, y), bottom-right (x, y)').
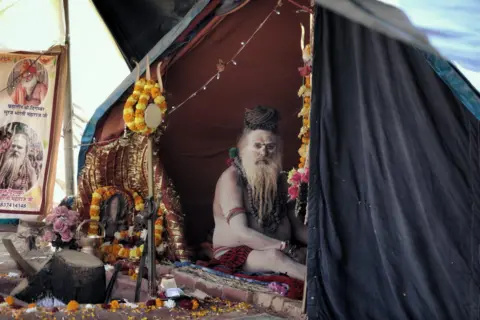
top-left (301, 168), bottom-right (309, 183)
top-left (53, 219), bottom-right (68, 233)
top-left (53, 206), bottom-right (70, 219)
top-left (65, 210), bottom-right (79, 226)
top-left (288, 186), bottom-right (299, 199)
top-left (60, 229), bottom-right (73, 242)
top-left (298, 65), bottom-right (312, 77)
top-left (43, 230), bottom-right (56, 242)
top-left (268, 282), bottom-right (288, 296)
top-left (291, 171), bottom-right (302, 184)
top-left (45, 213), bottom-right (56, 225)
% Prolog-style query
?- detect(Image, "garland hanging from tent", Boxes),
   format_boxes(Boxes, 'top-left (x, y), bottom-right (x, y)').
top-left (288, 27), bottom-right (312, 201)
top-left (123, 59), bottom-right (168, 135)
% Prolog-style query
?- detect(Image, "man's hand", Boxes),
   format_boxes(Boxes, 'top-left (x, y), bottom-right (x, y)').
top-left (281, 242), bottom-right (306, 265)
top-left (292, 247), bottom-right (307, 265)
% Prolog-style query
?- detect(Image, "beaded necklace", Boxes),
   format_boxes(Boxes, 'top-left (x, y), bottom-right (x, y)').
top-left (232, 155), bottom-right (287, 234)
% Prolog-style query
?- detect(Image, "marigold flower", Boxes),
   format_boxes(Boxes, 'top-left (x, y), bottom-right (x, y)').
top-left (66, 300), bottom-right (79, 312)
top-left (155, 298), bottom-right (163, 308)
top-left (110, 300), bottom-right (120, 309)
top-left (151, 87), bottom-right (160, 97)
top-left (192, 299), bottom-right (199, 310)
top-left (5, 296), bottom-right (14, 306)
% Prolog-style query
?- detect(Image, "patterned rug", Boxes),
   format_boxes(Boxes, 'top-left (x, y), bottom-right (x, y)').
top-left (175, 265), bottom-right (273, 294)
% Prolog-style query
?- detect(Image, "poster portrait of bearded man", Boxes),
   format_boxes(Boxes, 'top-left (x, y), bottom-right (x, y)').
top-left (10, 60), bottom-right (48, 106)
top-left (0, 131), bottom-right (38, 191)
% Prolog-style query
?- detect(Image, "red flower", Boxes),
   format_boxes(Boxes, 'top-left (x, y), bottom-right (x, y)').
top-left (298, 65), bottom-right (312, 77)
top-left (158, 291), bottom-right (167, 299)
top-left (226, 158), bottom-right (234, 167)
top-left (145, 299), bottom-right (156, 307)
top-left (101, 303), bottom-right (111, 309)
top-left (178, 298), bottom-right (194, 310)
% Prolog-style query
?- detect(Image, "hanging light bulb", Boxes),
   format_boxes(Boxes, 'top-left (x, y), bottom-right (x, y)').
top-left (275, 10), bottom-right (280, 14)
top-left (232, 60), bottom-right (237, 65)
top-left (203, 86), bottom-right (207, 90)
top-left (241, 42), bottom-right (245, 46)
top-left (217, 73), bottom-right (220, 80)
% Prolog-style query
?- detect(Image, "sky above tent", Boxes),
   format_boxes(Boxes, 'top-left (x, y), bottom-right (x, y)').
top-left (55, 1), bottom-right (129, 204)
top-left (378, 0), bottom-right (480, 89)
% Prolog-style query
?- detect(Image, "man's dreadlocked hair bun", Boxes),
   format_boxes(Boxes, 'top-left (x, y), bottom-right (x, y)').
top-left (244, 105), bottom-right (280, 133)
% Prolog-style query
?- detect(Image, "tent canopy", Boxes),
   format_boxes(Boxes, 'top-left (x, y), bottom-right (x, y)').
top-left (77, 0), bottom-right (309, 244)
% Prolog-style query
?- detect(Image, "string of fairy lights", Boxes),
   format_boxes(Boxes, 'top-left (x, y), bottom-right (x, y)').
top-left (68, 1), bottom-right (310, 149)
top-left (168, 1), bottom-right (282, 114)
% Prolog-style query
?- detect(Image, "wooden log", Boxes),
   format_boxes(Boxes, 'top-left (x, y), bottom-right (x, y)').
top-left (50, 250), bottom-right (106, 304)
top-left (11, 250), bottom-right (106, 304)
top-left (10, 259), bottom-right (52, 303)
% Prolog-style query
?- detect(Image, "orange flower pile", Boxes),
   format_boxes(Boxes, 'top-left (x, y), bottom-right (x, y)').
top-left (123, 78), bottom-right (168, 136)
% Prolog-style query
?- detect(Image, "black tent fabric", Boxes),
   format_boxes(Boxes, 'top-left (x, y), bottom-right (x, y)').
top-left (92, 0), bottom-right (197, 68)
top-left (307, 7), bottom-right (480, 320)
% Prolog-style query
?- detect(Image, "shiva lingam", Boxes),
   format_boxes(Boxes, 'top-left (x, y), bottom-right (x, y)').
top-left (76, 219), bottom-right (105, 259)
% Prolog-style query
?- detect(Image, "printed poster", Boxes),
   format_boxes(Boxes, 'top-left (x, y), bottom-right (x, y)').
top-left (0, 52), bottom-right (60, 214)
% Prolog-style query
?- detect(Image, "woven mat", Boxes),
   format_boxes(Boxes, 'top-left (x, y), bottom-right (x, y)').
top-left (176, 266), bottom-right (273, 294)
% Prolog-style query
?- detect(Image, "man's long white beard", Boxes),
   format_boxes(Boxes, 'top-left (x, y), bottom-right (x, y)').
top-left (0, 151), bottom-right (24, 187)
top-left (241, 150), bottom-right (281, 223)
top-left (22, 76), bottom-right (38, 96)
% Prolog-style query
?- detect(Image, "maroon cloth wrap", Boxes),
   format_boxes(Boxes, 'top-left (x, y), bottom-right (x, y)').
top-left (198, 246), bottom-right (304, 300)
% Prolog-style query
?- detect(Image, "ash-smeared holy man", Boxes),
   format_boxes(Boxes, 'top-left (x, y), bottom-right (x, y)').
top-left (213, 106), bottom-right (307, 280)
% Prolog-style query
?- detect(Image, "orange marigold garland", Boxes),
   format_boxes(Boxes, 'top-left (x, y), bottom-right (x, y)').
top-left (88, 187), bottom-right (143, 236)
top-left (296, 43), bottom-right (312, 169)
top-left (123, 60), bottom-right (168, 135)
top-left (288, 40), bottom-right (312, 202)
top-left (100, 203), bottom-right (165, 263)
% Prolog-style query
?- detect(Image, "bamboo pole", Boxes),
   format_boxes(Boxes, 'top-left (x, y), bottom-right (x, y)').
top-left (62, 0), bottom-right (75, 196)
top-left (147, 136), bottom-right (156, 296)
top-left (145, 56), bottom-right (157, 296)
